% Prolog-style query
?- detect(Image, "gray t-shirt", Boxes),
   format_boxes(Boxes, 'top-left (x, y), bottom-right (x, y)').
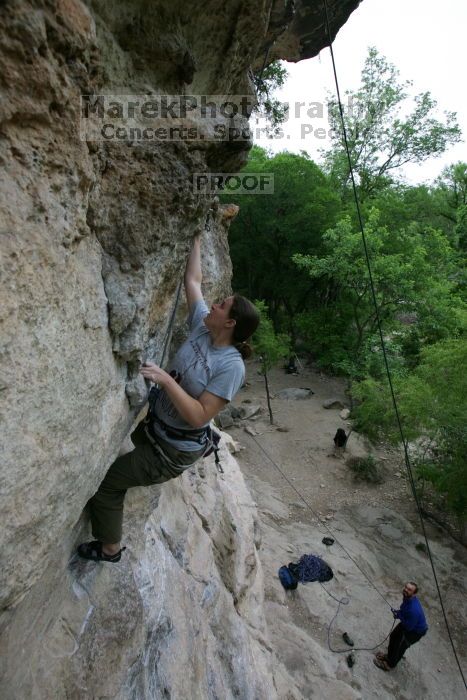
top-left (151, 298), bottom-right (245, 451)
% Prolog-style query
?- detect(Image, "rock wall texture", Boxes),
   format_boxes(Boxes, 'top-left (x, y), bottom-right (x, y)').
top-left (1, 443), bottom-right (286, 699)
top-left (0, 0), bottom-right (360, 697)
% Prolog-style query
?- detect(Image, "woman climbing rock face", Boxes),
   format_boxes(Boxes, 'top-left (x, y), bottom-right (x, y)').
top-left (77, 234), bottom-right (260, 563)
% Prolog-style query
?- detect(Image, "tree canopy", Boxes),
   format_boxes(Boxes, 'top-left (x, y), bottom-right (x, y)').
top-left (225, 46), bottom-right (466, 530)
top-left (353, 340), bottom-right (467, 522)
top-left (253, 60), bottom-right (289, 134)
top-left (223, 147), bottom-right (340, 336)
top-left (324, 47), bottom-right (461, 198)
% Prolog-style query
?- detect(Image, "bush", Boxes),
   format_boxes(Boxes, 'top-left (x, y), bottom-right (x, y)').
top-left (346, 455), bottom-right (384, 484)
top-left (352, 338), bottom-right (467, 523)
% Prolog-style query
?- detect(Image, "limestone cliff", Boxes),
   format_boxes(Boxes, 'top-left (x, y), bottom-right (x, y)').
top-left (0, 1), bottom-right (361, 697)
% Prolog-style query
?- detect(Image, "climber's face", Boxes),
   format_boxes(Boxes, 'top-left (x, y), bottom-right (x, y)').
top-left (204, 296), bottom-right (235, 333)
top-left (402, 582), bottom-right (417, 599)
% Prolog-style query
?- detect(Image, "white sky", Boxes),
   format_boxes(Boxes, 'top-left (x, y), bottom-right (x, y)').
top-left (255, 0), bottom-right (467, 185)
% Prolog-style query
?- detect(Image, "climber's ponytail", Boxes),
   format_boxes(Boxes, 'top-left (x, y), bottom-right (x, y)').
top-left (234, 341), bottom-right (253, 360)
top-left (229, 294), bottom-right (260, 359)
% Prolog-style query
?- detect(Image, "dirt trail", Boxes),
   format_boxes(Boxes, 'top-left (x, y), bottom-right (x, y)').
top-left (227, 360), bottom-right (467, 700)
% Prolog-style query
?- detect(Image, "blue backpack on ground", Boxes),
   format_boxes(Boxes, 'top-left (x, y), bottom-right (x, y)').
top-left (278, 565), bottom-right (298, 590)
top-left (279, 554), bottom-right (334, 591)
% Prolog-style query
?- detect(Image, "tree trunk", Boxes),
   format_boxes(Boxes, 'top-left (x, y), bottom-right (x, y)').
top-left (264, 370), bottom-right (274, 424)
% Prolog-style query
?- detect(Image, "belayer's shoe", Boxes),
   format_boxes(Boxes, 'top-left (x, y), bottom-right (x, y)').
top-left (77, 540), bottom-right (126, 563)
top-left (342, 632), bottom-right (354, 646)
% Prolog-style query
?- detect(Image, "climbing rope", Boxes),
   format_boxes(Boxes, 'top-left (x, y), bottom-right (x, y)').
top-left (254, 43), bottom-right (272, 90)
top-left (321, 0), bottom-right (466, 688)
top-left (320, 582), bottom-right (396, 654)
top-left (249, 432), bottom-right (392, 606)
top-left (247, 431), bottom-right (395, 652)
top-left (158, 277), bottom-right (184, 368)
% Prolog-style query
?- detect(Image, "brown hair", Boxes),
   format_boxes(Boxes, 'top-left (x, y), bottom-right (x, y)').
top-left (408, 581), bottom-right (419, 594)
top-left (229, 294), bottom-right (260, 360)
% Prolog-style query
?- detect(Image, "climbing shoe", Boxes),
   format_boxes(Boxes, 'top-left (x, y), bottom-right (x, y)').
top-left (77, 540), bottom-right (126, 563)
top-left (342, 632), bottom-right (354, 647)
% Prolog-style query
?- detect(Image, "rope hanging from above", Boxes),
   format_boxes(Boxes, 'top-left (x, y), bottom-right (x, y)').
top-left (320, 0), bottom-right (466, 688)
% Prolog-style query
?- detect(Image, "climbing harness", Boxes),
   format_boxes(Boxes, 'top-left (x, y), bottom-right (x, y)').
top-left (144, 275), bottom-right (224, 472)
top-left (321, 0), bottom-right (466, 688)
top-left (145, 413), bottom-right (223, 473)
top-left (202, 426), bottom-right (223, 473)
top-left (145, 412), bottom-right (207, 446)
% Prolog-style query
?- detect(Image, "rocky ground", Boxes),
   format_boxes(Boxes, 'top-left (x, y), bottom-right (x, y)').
top-left (225, 360), bottom-right (467, 700)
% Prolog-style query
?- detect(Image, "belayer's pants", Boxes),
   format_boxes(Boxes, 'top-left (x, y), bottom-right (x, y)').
top-left (88, 421), bottom-right (204, 544)
top-left (387, 623), bottom-right (426, 668)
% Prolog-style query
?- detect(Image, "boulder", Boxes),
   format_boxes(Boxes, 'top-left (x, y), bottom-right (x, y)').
top-left (217, 408), bottom-right (235, 429)
top-left (340, 408), bottom-right (351, 420)
top-left (323, 398), bottom-right (346, 409)
top-left (239, 404), bottom-right (262, 420)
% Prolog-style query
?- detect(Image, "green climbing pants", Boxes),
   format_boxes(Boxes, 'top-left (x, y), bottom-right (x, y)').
top-left (88, 421), bottom-right (204, 544)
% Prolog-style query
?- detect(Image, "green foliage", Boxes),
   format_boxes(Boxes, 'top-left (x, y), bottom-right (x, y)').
top-left (253, 60), bottom-right (289, 134)
top-left (364, 184), bottom-right (456, 242)
top-left (295, 308), bottom-right (351, 373)
top-left (324, 47), bottom-right (461, 198)
top-left (252, 300), bottom-right (290, 373)
top-left (455, 205), bottom-right (467, 252)
top-left (434, 162), bottom-right (467, 258)
top-left (353, 339), bottom-right (467, 520)
top-left (224, 47), bottom-right (466, 530)
top-left (346, 455), bottom-right (384, 484)
top-left (224, 148), bottom-right (340, 335)
top-left (293, 209), bottom-right (463, 377)
top-left (435, 162), bottom-right (467, 212)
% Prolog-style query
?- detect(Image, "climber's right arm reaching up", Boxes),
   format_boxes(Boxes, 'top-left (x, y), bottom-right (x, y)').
top-left (184, 234), bottom-right (203, 312)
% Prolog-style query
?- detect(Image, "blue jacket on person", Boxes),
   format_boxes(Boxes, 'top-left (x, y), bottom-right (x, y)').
top-left (395, 596), bottom-right (428, 634)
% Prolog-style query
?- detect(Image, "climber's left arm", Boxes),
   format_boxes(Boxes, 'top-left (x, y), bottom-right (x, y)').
top-left (184, 234), bottom-right (203, 312)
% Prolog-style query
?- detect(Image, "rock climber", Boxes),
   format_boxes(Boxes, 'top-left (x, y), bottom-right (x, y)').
top-left (374, 581), bottom-right (428, 671)
top-left (77, 234), bottom-right (260, 563)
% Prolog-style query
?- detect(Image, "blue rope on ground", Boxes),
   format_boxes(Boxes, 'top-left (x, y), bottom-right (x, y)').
top-left (248, 432), bottom-right (395, 653)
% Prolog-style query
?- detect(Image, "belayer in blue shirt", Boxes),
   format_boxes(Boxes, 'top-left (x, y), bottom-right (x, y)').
top-left (374, 581), bottom-right (428, 671)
